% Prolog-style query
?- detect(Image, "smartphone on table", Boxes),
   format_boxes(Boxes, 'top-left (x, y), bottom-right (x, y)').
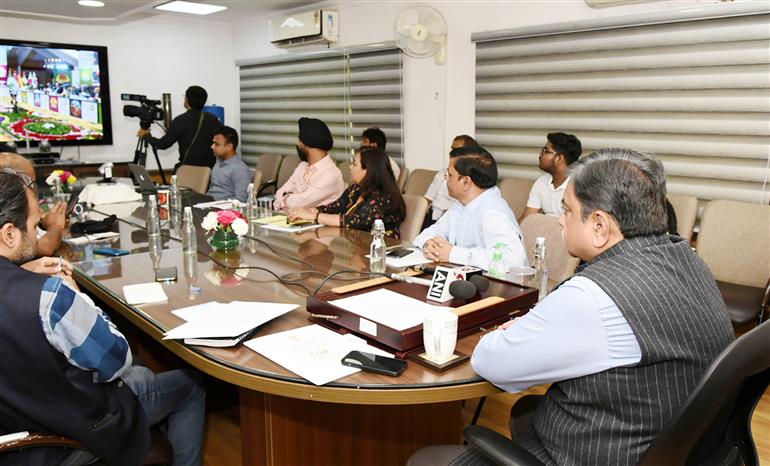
top-left (341, 351), bottom-right (407, 377)
top-left (93, 247), bottom-right (130, 257)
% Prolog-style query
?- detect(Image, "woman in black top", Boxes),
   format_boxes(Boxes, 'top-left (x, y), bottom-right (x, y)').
top-left (288, 147), bottom-right (406, 237)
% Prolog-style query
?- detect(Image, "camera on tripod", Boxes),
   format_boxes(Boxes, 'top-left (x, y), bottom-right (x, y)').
top-left (122, 93), bottom-right (165, 129)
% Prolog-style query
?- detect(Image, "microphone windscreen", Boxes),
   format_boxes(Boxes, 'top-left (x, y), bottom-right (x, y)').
top-left (449, 280), bottom-right (477, 300)
top-left (469, 274), bottom-right (490, 292)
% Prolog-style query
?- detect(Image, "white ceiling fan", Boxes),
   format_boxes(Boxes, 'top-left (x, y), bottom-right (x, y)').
top-left (394, 6), bottom-right (447, 65)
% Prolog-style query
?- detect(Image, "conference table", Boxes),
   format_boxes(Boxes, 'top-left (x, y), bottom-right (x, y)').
top-left (63, 196), bottom-right (533, 465)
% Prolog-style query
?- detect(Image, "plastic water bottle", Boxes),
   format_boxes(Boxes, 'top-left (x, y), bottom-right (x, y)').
top-left (488, 242), bottom-right (507, 278)
top-left (369, 219), bottom-right (387, 274)
top-left (169, 175), bottom-right (182, 214)
top-left (181, 206), bottom-right (197, 254)
top-left (146, 194), bottom-right (161, 239)
top-left (247, 182), bottom-right (258, 222)
top-left (534, 236), bottom-right (549, 301)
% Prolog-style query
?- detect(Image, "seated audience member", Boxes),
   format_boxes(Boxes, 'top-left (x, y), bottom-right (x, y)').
top-left (274, 117), bottom-right (345, 210)
top-left (423, 134), bottom-right (476, 227)
top-left (414, 146), bottom-right (527, 270)
top-left (519, 132), bottom-right (582, 222)
top-left (207, 125), bottom-right (251, 202)
top-left (0, 170), bottom-right (206, 466)
top-left (467, 149), bottom-right (734, 466)
top-left (289, 147), bottom-right (406, 238)
top-left (0, 155), bottom-right (65, 256)
top-left (360, 127), bottom-right (401, 181)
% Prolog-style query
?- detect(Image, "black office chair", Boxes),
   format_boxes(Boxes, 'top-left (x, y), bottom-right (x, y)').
top-left (409, 320), bottom-right (770, 466)
top-left (0, 426), bottom-right (172, 465)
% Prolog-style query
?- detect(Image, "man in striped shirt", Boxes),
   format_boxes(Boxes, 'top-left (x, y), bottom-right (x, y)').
top-left (0, 168), bottom-right (206, 466)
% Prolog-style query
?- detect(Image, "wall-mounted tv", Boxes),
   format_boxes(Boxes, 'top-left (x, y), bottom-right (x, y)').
top-left (0, 39), bottom-right (112, 146)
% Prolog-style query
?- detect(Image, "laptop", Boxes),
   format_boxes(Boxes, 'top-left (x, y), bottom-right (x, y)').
top-left (128, 163), bottom-right (159, 193)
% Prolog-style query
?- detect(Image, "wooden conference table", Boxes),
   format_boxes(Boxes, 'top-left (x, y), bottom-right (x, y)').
top-left (64, 199), bottom-right (527, 466)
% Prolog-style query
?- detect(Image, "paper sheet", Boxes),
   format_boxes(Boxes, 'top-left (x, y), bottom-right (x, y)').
top-left (245, 324), bottom-right (392, 386)
top-left (385, 248), bottom-right (433, 268)
top-left (64, 231), bottom-right (121, 246)
top-left (329, 288), bottom-right (449, 331)
top-left (193, 199), bottom-right (243, 210)
top-left (123, 282), bottom-right (168, 305)
top-left (260, 222), bottom-right (323, 233)
top-left (165, 301), bottom-right (298, 340)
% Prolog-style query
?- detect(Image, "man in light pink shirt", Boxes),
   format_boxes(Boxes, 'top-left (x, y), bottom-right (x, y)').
top-left (274, 117), bottom-right (345, 210)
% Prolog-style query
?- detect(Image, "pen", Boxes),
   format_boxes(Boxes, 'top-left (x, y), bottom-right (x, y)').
top-left (57, 256), bottom-right (63, 272)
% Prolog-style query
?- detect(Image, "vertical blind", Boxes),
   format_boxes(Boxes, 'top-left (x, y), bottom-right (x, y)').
top-left (474, 9), bottom-right (770, 204)
top-left (237, 47), bottom-right (403, 166)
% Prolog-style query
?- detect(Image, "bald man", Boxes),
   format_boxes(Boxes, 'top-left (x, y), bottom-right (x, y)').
top-left (0, 152), bottom-right (66, 256)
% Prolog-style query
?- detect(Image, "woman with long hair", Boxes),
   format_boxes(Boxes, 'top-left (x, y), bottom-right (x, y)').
top-left (288, 147), bottom-right (406, 237)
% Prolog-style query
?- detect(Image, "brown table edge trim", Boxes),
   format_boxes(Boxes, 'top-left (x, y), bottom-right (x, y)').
top-left (74, 270), bottom-right (501, 405)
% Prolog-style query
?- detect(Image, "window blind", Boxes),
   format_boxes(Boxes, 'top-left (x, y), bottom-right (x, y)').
top-left (474, 7), bottom-right (770, 204)
top-left (237, 47), bottom-right (403, 166)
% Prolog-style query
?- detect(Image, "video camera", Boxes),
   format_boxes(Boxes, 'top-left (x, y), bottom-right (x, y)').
top-left (122, 93), bottom-right (165, 130)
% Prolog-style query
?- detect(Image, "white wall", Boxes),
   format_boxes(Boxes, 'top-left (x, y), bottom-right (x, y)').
top-left (233, 0), bottom-right (715, 171)
top-left (1, 15), bottom-right (238, 171)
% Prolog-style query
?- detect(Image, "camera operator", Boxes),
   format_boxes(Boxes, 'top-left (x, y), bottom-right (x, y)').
top-left (137, 85), bottom-right (222, 172)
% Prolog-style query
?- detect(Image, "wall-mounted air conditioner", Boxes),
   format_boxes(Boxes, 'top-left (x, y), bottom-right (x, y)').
top-left (269, 10), bottom-right (339, 47)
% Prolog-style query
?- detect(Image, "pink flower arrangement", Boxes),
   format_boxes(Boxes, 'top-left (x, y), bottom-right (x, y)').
top-left (201, 209), bottom-right (248, 236)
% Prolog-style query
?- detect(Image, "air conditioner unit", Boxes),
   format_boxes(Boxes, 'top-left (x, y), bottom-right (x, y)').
top-left (270, 9), bottom-right (339, 47)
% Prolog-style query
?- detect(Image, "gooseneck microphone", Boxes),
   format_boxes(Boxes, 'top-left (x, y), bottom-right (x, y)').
top-left (389, 273), bottom-right (433, 287)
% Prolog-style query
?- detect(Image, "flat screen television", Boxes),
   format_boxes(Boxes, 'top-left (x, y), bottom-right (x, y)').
top-left (0, 39), bottom-right (112, 147)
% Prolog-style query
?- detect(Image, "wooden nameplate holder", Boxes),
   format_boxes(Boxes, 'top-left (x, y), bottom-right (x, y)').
top-left (307, 272), bottom-right (538, 359)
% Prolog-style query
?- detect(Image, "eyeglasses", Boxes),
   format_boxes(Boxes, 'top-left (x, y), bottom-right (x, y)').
top-left (540, 146), bottom-right (558, 156)
top-left (0, 167), bottom-right (35, 191)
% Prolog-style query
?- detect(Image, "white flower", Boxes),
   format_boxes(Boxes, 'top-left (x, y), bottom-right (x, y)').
top-left (231, 217), bottom-right (248, 236)
top-left (45, 173), bottom-right (57, 186)
top-left (201, 212), bottom-right (219, 231)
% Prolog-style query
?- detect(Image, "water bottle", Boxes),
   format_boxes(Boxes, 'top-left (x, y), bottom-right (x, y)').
top-left (247, 182), bottom-right (258, 222)
top-left (488, 242), bottom-right (507, 278)
top-left (183, 246), bottom-right (199, 299)
top-left (181, 206), bottom-right (197, 254)
top-left (369, 219), bottom-right (387, 274)
top-left (146, 194), bottom-right (161, 239)
top-left (169, 175), bottom-right (182, 215)
top-left (534, 236), bottom-right (549, 301)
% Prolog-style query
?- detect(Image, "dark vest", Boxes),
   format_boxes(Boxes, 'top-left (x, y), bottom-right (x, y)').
top-left (0, 257), bottom-right (149, 466)
top-left (528, 235), bottom-right (734, 466)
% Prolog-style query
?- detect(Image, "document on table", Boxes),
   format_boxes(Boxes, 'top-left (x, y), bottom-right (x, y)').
top-left (193, 199), bottom-right (243, 210)
top-left (329, 288), bottom-right (450, 331)
top-left (387, 248), bottom-right (433, 268)
top-left (123, 282), bottom-right (168, 305)
top-left (164, 301), bottom-right (298, 346)
top-left (260, 221), bottom-right (323, 233)
top-left (64, 231), bottom-right (121, 246)
top-left (244, 324), bottom-right (392, 386)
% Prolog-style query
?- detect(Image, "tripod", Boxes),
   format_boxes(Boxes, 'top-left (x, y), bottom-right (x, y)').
top-left (133, 136), bottom-right (168, 185)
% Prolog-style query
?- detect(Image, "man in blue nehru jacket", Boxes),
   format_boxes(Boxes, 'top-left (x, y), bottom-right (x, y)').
top-left (0, 168), bottom-right (206, 466)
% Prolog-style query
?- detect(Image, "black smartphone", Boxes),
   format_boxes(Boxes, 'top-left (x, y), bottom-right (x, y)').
top-left (341, 351), bottom-right (407, 377)
top-left (386, 247), bottom-right (413, 258)
top-left (93, 247), bottom-right (130, 257)
top-left (155, 266), bottom-right (178, 283)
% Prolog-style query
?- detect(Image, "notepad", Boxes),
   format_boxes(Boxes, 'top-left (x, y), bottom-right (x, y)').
top-left (260, 222), bottom-right (323, 233)
top-left (123, 282), bottom-right (168, 305)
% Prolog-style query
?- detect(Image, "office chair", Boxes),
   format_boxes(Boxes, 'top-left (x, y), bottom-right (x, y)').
top-left (254, 154), bottom-right (283, 197)
top-left (409, 320), bottom-right (770, 466)
top-left (258, 154), bottom-right (300, 198)
top-left (498, 177), bottom-right (535, 219)
top-left (0, 426), bottom-right (172, 465)
top-left (396, 165), bottom-right (409, 192)
top-left (519, 214), bottom-right (579, 287)
top-left (175, 165), bottom-right (211, 194)
top-left (400, 194), bottom-right (430, 242)
top-left (667, 193), bottom-right (698, 242)
top-left (697, 200), bottom-right (770, 325)
top-left (404, 169), bottom-right (438, 196)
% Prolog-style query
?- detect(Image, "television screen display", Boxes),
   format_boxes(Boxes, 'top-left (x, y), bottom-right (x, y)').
top-left (0, 39), bottom-right (112, 146)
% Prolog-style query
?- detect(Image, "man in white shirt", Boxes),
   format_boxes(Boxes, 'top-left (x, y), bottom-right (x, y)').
top-left (360, 127), bottom-right (400, 182)
top-left (519, 132), bottom-right (582, 222)
top-left (413, 146), bottom-right (527, 270)
top-left (423, 134), bottom-right (476, 227)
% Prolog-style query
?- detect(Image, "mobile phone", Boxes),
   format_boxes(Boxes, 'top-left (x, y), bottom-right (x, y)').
top-left (155, 266), bottom-right (178, 283)
top-left (386, 247), bottom-right (413, 258)
top-left (93, 247), bottom-right (130, 257)
top-left (341, 351), bottom-right (407, 377)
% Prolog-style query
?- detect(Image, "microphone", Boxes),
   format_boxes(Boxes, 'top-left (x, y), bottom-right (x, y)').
top-left (448, 280), bottom-right (477, 300)
top-left (469, 274), bottom-right (490, 292)
top-left (389, 273), bottom-right (433, 287)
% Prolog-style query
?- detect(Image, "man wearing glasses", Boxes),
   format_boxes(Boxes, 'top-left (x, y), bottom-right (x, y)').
top-left (414, 145), bottom-right (527, 270)
top-left (519, 132), bottom-right (582, 222)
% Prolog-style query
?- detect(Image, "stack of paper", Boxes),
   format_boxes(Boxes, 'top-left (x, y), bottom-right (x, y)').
top-left (329, 288), bottom-right (450, 331)
top-left (164, 301), bottom-right (298, 347)
top-left (245, 324), bottom-right (392, 385)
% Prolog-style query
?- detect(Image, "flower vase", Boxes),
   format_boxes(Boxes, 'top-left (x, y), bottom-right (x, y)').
top-left (209, 229), bottom-right (240, 252)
